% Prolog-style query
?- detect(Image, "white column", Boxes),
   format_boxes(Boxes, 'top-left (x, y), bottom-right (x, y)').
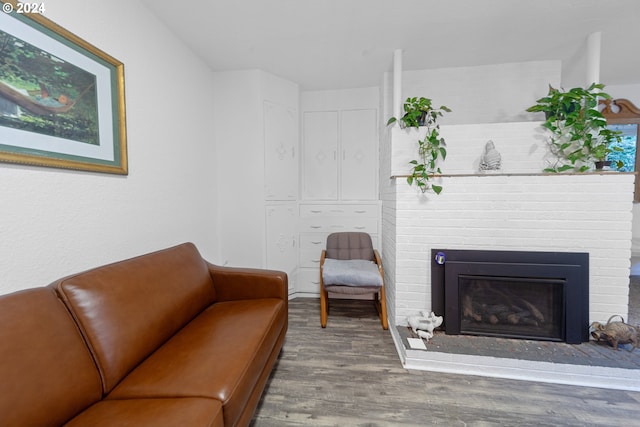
top-left (393, 49), bottom-right (403, 119)
top-left (586, 31), bottom-right (601, 85)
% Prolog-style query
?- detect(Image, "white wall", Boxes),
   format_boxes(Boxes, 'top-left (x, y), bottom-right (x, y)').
top-left (212, 70), bottom-right (264, 268)
top-left (0, 0), bottom-right (219, 294)
top-left (607, 84), bottom-right (640, 104)
top-left (400, 61), bottom-right (561, 125)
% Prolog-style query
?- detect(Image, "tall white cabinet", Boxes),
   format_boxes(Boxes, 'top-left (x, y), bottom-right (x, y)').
top-left (302, 111), bottom-right (339, 200)
top-left (298, 88), bottom-right (381, 295)
top-left (302, 109), bottom-right (378, 201)
top-left (264, 100), bottom-right (298, 295)
top-left (265, 101), bottom-right (297, 201)
top-left (213, 70), bottom-right (299, 295)
top-left (214, 76), bottom-right (380, 297)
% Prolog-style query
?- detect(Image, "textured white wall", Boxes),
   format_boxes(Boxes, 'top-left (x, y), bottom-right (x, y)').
top-left (0, 0), bottom-right (219, 294)
top-left (401, 60), bottom-right (561, 125)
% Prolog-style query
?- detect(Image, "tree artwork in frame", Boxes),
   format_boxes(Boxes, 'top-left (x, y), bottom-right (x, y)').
top-left (0, 0), bottom-right (127, 174)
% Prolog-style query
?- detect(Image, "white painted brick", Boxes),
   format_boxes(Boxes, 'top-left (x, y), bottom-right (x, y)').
top-left (384, 122), bottom-right (635, 327)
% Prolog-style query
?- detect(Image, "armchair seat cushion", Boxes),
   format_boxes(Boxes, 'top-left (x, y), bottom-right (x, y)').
top-left (322, 258), bottom-right (383, 287)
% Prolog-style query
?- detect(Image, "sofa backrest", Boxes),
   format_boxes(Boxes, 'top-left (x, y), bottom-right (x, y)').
top-left (51, 242), bottom-right (216, 394)
top-left (0, 287), bottom-right (103, 427)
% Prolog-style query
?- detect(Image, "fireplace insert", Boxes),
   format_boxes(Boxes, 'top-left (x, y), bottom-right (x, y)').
top-left (431, 249), bottom-right (589, 344)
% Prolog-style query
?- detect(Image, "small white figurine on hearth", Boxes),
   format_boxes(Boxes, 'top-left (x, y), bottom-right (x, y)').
top-left (407, 310), bottom-right (443, 341)
top-left (479, 140), bottom-right (502, 172)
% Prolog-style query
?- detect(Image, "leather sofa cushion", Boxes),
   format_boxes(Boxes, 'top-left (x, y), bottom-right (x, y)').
top-left (51, 243), bottom-right (217, 394)
top-left (0, 288), bottom-right (102, 427)
top-left (64, 398), bottom-right (223, 427)
top-left (107, 298), bottom-right (286, 426)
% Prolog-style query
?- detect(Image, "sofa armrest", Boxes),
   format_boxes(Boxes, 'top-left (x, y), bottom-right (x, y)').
top-left (207, 263), bottom-right (288, 302)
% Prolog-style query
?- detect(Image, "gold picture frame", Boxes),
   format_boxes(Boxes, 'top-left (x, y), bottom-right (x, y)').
top-left (0, 0), bottom-right (127, 174)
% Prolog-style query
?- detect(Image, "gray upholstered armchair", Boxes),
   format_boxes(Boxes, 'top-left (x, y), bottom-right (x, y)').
top-left (319, 232), bottom-right (388, 329)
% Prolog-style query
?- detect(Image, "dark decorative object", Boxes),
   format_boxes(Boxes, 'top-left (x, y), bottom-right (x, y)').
top-left (590, 315), bottom-right (639, 351)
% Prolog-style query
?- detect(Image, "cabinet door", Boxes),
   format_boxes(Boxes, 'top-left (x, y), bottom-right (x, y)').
top-left (264, 102), bottom-right (298, 200)
top-left (265, 204), bottom-right (297, 277)
top-left (302, 111), bottom-right (338, 200)
top-left (340, 109), bottom-right (377, 200)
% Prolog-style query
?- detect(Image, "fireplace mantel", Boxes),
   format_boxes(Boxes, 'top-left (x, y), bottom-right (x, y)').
top-left (390, 171), bottom-right (636, 179)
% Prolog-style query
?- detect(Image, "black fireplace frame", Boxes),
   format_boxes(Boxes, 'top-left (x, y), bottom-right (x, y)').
top-left (431, 249), bottom-right (589, 344)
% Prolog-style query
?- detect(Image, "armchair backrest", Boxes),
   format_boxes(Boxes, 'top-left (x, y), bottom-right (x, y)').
top-left (325, 232), bottom-right (375, 261)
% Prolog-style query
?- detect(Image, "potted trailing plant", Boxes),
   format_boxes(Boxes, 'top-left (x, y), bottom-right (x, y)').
top-left (387, 97), bottom-right (451, 194)
top-left (526, 83), bottom-right (623, 172)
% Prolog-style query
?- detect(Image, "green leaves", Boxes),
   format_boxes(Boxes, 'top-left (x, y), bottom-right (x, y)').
top-left (387, 97), bottom-right (451, 130)
top-left (431, 185), bottom-right (443, 195)
top-left (390, 97), bottom-right (451, 194)
top-left (527, 83), bottom-right (624, 172)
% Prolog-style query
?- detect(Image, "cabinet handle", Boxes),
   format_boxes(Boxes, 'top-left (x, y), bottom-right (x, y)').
top-left (311, 260), bottom-right (320, 263)
top-left (310, 225), bottom-right (322, 229)
top-left (310, 210), bottom-right (322, 213)
top-left (355, 226), bottom-right (365, 229)
top-left (355, 210), bottom-right (366, 214)
top-left (311, 241), bottom-right (322, 245)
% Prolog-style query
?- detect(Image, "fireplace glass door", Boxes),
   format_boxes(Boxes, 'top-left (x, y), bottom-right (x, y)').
top-left (458, 275), bottom-right (565, 341)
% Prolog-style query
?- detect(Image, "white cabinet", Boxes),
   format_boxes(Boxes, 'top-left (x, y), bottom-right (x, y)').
top-left (296, 202), bottom-right (380, 295)
top-left (298, 87), bottom-right (380, 296)
top-left (264, 101), bottom-right (297, 201)
top-left (302, 111), bottom-right (339, 200)
top-left (214, 70), bottom-right (299, 287)
top-left (302, 109), bottom-right (377, 201)
top-left (340, 109), bottom-right (378, 200)
top-left (264, 100), bottom-right (299, 295)
top-left (266, 204), bottom-right (297, 295)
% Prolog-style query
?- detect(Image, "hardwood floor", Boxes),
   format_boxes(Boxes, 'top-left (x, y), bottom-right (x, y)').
top-left (251, 298), bottom-right (640, 426)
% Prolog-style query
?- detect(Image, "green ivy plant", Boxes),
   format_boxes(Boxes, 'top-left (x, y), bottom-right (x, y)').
top-left (526, 83), bottom-right (623, 172)
top-left (387, 97), bottom-right (451, 194)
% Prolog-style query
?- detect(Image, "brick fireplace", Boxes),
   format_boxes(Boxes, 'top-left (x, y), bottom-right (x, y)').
top-left (378, 61), bottom-right (636, 388)
top-left (381, 122), bottom-right (635, 330)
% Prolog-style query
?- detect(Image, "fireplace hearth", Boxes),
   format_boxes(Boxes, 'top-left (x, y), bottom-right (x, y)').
top-left (431, 249), bottom-right (589, 344)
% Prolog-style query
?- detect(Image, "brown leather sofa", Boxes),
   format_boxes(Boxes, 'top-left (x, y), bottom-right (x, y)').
top-left (0, 242), bottom-right (288, 427)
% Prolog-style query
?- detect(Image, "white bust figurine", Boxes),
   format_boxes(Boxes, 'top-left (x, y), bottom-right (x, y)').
top-left (479, 140), bottom-right (502, 172)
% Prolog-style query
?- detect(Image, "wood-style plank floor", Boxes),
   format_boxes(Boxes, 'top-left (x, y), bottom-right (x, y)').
top-left (251, 298), bottom-right (640, 426)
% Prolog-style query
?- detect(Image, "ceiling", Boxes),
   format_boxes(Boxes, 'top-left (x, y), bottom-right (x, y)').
top-left (141, 0), bottom-right (640, 91)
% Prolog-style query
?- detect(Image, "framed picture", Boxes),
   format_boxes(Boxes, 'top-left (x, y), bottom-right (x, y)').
top-left (0, 0), bottom-right (127, 174)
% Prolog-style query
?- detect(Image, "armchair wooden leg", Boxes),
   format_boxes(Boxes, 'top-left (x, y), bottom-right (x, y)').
top-left (376, 287), bottom-right (389, 330)
top-left (320, 286), bottom-right (328, 328)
